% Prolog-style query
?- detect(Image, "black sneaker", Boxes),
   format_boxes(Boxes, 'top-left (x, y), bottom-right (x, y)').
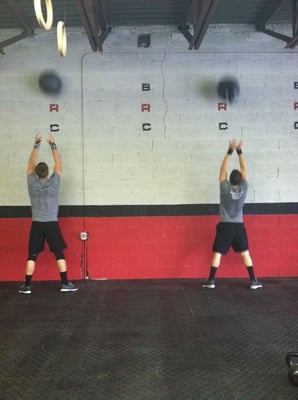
top-left (60, 282), bottom-right (79, 292)
top-left (18, 284), bottom-right (32, 294)
top-left (202, 279), bottom-right (215, 289)
top-left (250, 280), bottom-right (263, 290)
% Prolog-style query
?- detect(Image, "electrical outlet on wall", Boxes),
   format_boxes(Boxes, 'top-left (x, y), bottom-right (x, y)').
top-left (80, 232), bottom-right (88, 241)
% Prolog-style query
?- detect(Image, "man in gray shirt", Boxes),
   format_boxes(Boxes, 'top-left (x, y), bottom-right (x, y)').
top-left (202, 139), bottom-right (262, 290)
top-left (19, 133), bottom-right (78, 294)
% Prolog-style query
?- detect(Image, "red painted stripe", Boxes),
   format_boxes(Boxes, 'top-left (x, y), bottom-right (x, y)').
top-left (1, 215), bottom-right (298, 281)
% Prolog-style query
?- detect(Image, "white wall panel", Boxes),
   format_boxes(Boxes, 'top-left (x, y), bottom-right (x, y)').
top-left (0, 25), bottom-right (297, 206)
top-left (82, 51), bottom-right (298, 205)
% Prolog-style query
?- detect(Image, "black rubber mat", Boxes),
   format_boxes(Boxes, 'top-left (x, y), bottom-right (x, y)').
top-left (1, 278), bottom-right (298, 400)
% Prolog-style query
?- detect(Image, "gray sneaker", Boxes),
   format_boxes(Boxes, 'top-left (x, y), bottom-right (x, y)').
top-left (18, 284), bottom-right (32, 294)
top-left (60, 282), bottom-right (79, 292)
top-left (250, 280), bottom-right (263, 290)
top-left (202, 279), bottom-right (215, 289)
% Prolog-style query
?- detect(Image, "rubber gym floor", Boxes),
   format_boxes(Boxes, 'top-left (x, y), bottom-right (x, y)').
top-left (1, 278), bottom-right (298, 400)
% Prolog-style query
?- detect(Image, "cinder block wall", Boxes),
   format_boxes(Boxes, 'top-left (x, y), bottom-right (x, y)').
top-left (0, 25), bottom-right (297, 281)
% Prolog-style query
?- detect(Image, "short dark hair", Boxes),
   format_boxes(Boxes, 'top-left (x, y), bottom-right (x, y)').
top-left (229, 169), bottom-right (241, 186)
top-left (35, 162), bottom-right (49, 179)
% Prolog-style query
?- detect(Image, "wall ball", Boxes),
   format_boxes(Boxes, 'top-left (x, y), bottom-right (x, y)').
top-left (217, 77), bottom-right (240, 103)
top-left (38, 71), bottom-right (62, 94)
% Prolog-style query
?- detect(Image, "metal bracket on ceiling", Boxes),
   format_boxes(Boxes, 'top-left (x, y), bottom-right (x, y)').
top-left (0, 0), bottom-right (34, 53)
top-left (256, 0), bottom-right (298, 49)
top-left (178, 0), bottom-right (219, 50)
top-left (73, 0), bottom-right (111, 52)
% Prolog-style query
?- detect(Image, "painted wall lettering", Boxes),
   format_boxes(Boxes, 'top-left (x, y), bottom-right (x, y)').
top-left (49, 104), bottom-right (60, 133)
top-left (218, 103), bottom-right (227, 111)
top-left (219, 122), bottom-right (228, 130)
top-left (294, 121), bottom-right (298, 129)
top-left (50, 124), bottom-right (60, 132)
top-left (141, 104), bottom-right (151, 112)
top-left (142, 83), bottom-right (151, 91)
top-left (294, 81), bottom-right (298, 89)
top-left (294, 102), bottom-right (298, 110)
top-left (217, 103), bottom-right (228, 131)
top-left (49, 104), bottom-right (59, 112)
top-left (142, 123), bottom-right (152, 131)
top-left (141, 83), bottom-right (151, 132)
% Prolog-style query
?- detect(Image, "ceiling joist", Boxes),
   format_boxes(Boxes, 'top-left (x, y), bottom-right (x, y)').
top-left (0, 0), bottom-right (296, 53)
top-left (256, 0), bottom-right (284, 26)
top-left (73, 0), bottom-right (111, 51)
top-left (0, 0), bottom-right (33, 54)
top-left (178, 0), bottom-right (219, 50)
top-left (256, 0), bottom-right (298, 49)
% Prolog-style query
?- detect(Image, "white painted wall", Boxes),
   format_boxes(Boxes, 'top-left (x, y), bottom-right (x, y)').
top-left (0, 25), bottom-right (297, 206)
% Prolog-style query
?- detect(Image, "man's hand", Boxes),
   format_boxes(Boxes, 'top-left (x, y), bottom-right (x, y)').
top-left (35, 133), bottom-right (42, 143)
top-left (237, 140), bottom-right (243, 151)
top-left (221, 139), bottom-right (237, 181)
top-left (227, 138), bottom-right (237, 155)
top-left (47, 133), bottom-right (55, 145)
top-left (229, 138), bottom-right (237, 150)
top-left (47, 133), bottom-right (58, 151)
top-left (33, 133), bottom-right (42, 149)
top-left (29, 133), bottom-right (41, 174)
top-left (236, 140), bottom-right (248, 180)
top-left (236, 140), bottom-right (243, 155)
top-left (47, 133), bottom-right (61, 175)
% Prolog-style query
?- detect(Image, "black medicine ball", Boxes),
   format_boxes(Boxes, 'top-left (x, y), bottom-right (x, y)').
top-left (39, 71), bottom-right (62, 94)
top-left (217, 77), bottom-right (240, 103)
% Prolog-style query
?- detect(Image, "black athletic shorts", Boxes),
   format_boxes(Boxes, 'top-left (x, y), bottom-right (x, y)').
top-left (28, 221), bottom-right (67, 255)
top-left (212, 222), bottom-right (249, 255)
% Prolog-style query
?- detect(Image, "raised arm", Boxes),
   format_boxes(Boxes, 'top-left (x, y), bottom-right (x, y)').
top-left (47, 133), bottom-right (62, 176)
top-left (236, 140), bottom-right (248, 181)
top-left (219, 139), bottom-right (237, 182)
top-left (27, 133), bottom-right (41, 175)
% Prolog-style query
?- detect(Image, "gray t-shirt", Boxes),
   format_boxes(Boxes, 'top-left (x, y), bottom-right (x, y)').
top-left (27, 173), bottom-right (60, 222)
top-left (219, 179), bottom-right (248, 223)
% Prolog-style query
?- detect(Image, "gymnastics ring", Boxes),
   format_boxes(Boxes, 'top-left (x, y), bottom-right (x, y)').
top-left (57, 21), bottom-right (67, 57)
top-left (34, 0), bottom-right (53, 31)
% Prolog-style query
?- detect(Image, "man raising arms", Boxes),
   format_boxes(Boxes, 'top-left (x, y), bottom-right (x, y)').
top-left (19, 133), bottom-right (78, 294)
top-left (203, 139), bottom-right (262, 290)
